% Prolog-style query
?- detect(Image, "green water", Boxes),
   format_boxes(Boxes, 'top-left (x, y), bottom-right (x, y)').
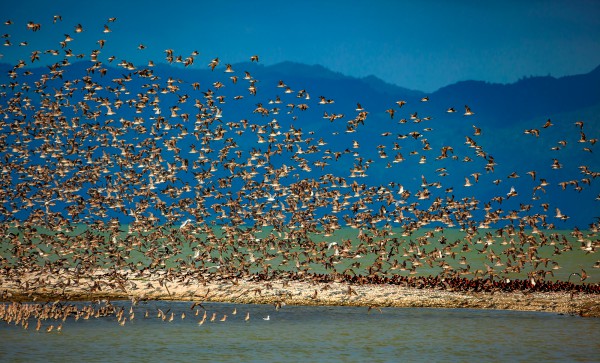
top-left (1, 301), bottom-right (598, 363)
top-left (1, 224), bottom-right (597, 283)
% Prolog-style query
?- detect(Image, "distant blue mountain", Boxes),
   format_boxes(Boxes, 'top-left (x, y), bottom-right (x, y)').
top-left (432, 65), bottom-right (600, 125)
top-left (2, 60), bottom-right (598, 123)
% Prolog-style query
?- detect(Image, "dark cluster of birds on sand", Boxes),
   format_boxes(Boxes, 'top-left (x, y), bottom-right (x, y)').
top-left (0, 15), bottom-right (599, 313)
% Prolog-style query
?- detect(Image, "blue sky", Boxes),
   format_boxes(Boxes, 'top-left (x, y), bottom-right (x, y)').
top-left (2, 0), bottom-right (599, 92)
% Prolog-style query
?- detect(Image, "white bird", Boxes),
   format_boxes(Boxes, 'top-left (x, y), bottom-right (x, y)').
top-left (263, 315), bottom-right (270, 321)
top-left (180, 218), bottom-right (192, 229)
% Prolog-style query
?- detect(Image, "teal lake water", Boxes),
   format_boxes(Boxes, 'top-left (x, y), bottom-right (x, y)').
top-left (1, 301), bottom-right (599, 363)
top-left (2, 225), bottom-right (598, 283)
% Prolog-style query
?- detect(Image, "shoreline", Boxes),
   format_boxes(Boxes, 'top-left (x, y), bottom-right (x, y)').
top-left (2, 271), bottom-right (599, 318)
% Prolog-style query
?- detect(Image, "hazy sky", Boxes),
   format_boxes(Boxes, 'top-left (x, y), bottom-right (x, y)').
top-left (2, 0), bottom-right (599, 92)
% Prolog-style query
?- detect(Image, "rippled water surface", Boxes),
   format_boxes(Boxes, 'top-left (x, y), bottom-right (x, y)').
top-left (1, 301), bottom-right (599, 362)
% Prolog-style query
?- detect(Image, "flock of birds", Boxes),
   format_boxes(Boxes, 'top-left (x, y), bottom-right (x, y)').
top-left (0, 299), bottom-right (273, 332)
top-left (0, 14), bottom-right (599, 325)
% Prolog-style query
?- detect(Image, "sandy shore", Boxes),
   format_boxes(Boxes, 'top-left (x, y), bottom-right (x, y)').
top-left (1, 270), bottom-right (599, 318)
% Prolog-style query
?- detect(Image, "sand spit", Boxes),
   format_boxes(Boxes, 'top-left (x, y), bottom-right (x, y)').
top-left (1, 271), bottom-right (598, 318)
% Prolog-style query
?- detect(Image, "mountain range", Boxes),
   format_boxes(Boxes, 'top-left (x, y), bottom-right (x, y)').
top-left (144, 60), bottom-right (600, 121)
top-left (3, 59), bottom-right (599, 125)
